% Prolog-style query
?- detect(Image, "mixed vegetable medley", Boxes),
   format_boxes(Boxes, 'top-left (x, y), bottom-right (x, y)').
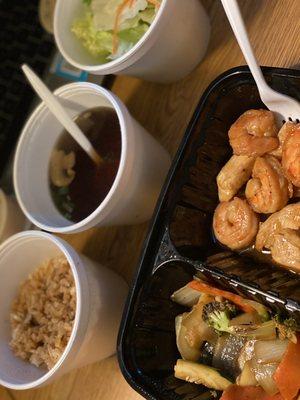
top-left (172, 277), bottom-right (300, 400)
top-left (72, 0), bottom-right (160, 62)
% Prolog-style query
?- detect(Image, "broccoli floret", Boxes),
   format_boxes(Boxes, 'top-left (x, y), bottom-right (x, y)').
top-left (202, 301), bottom-right (238, 335)
top-left (206, 310), bottom-right (231, 333)
top-left (273, 314), bottom-right (298, 343)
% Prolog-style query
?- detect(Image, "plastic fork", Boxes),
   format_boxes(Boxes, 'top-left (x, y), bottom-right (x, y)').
top-left (221, 0), bottom-right (300, 125)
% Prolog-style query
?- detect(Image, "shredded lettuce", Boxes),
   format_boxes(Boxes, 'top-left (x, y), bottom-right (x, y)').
top-left (71, 12), bottom-right (113, 61)
top-left (71, 0), bottom-right (158, 62)
top-left (109, 23), bottom-right (148, 59)
top-left (139, 6), bottom-right (156, 24)
top-left (91, 0), bottom-right (148, 31)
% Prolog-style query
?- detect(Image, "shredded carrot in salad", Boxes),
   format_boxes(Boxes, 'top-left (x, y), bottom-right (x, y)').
top-left (113, 0), bottom-right (132, 54)
top-left (147, 0), bottom-right (160, 7)
top-left (113, 0), bottom-right (160, 54)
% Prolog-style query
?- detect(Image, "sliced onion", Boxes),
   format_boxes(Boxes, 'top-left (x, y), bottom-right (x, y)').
top-left (254, 340), bottom-right (288, 364)
top-left (175, 314), bottom-right (201, 362)
top-left (182, 295), bottom-right (216, 348)
top-left (233, 320), bottom-right (277, 340)
top-left (171, 284), bottom-right (201, 307)
top-left (238, 340), bottom-right (256, 370)
top-left (229, 312), bottom-right (260, 327)
top-left (242, 300), bottom-right (270, 322)
top-left (237, 360), bottom-right (257, 386)
top-left (251, 360), bottom-right (279, 396)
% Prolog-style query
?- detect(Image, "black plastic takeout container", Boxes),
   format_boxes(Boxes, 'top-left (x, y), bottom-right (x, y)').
top-left (117, 66), bottom-right (300, 400)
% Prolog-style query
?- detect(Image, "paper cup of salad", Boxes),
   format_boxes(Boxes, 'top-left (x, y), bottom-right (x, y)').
top-left (54, 0), bottom-right (210, 83)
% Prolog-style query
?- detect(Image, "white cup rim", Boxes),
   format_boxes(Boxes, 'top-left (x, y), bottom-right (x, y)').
top-left (13, 82), bottom-right (130, 233)
top-left (0, 231), bottom-right (83, 390)
top-left (0, 189), bottom-right (8, 239)
top-left (54, 0), bottom-right (169, 73)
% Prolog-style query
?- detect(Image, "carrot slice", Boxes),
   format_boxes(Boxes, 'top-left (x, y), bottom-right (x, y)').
top-left (274, 335), bottom-right (300, 400)
top-left (220, 385), bottom-right (283, 400)
top-left (113, 0), bottom-right (132, 54)
top-left (188, 280), bottom-right (255, 313)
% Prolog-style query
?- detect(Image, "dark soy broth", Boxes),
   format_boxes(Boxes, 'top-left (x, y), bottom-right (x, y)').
top-left (50, 106), bottom-right (121, 222)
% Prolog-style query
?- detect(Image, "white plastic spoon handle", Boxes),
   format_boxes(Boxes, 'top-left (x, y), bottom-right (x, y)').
top-left (22, 64), bottom-right (101, 165)
top-left (221, 0), bottom-right (269, 95)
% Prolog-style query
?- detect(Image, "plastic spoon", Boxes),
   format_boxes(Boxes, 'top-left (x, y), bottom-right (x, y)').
top-left (21, 64), bottom-right (102, 165)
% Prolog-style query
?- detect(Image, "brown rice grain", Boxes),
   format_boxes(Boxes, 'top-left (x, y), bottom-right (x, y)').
top-left (10, 256), bottom-right (76, 370)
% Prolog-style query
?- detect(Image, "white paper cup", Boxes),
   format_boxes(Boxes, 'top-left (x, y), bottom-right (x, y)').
top-left (54, 0), bottom-right (210, 83)
top-left (0, 230), bottom-right (128, 390)
top-left (0, 189), bottom-right (26, 242)
top-left (13, 82), bottom-right (171, 233)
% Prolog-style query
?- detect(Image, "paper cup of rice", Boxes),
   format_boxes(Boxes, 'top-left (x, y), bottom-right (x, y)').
top-left (54, 0), bottom-right (210, 83)
top-left (0, 231), bottom-right (128, 389)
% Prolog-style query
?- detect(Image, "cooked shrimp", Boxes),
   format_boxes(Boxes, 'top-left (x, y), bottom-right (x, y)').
top-left (256, 203), bottom-right (300, 248)
top-left (256, 204), bottom-right (300, 271)
top-left (229, 109), bottom-right (279, 156)
top-left (270, 229), bottom-right (300, 271)
top-left (282, 125), bottom-right (300, 187)
top-left (293, 186), bottom-right (300, 198)
top-left (213, 197), bottom-right (259, 250)
top-left (217, 155), bottom-right (256, 202)
top-left (269, 122), bottom-right (298, 158)
top-left (245, 155), bottom-right (290, 214)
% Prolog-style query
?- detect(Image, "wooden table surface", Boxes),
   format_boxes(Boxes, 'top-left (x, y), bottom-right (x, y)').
top-left (2, 0), bottom-right (300, 399)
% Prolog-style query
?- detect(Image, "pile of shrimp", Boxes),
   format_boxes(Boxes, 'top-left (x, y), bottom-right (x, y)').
top-left (213, 109), bottom-right (300, 271)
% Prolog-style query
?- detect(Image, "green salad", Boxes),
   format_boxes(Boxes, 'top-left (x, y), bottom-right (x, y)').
top-left (72, 0), bottom-right (160, 63)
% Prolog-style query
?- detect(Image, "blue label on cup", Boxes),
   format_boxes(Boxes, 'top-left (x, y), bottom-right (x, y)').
top-left (51, 53), bottom-right (88, 81)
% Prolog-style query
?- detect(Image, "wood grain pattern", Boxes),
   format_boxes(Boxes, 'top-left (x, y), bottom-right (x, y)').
top-left (0, 386), bottom-right (14, 400)
top-left (3, 1), bottom-right (300, 399)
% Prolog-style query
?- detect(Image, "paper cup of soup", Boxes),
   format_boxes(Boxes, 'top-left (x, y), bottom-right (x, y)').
top-left (54, 0), bottom-right (210, 83)
top-left (13, 82), bottom-right (171, 233)
top-left (0, 230), bottom-right (128, 389)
